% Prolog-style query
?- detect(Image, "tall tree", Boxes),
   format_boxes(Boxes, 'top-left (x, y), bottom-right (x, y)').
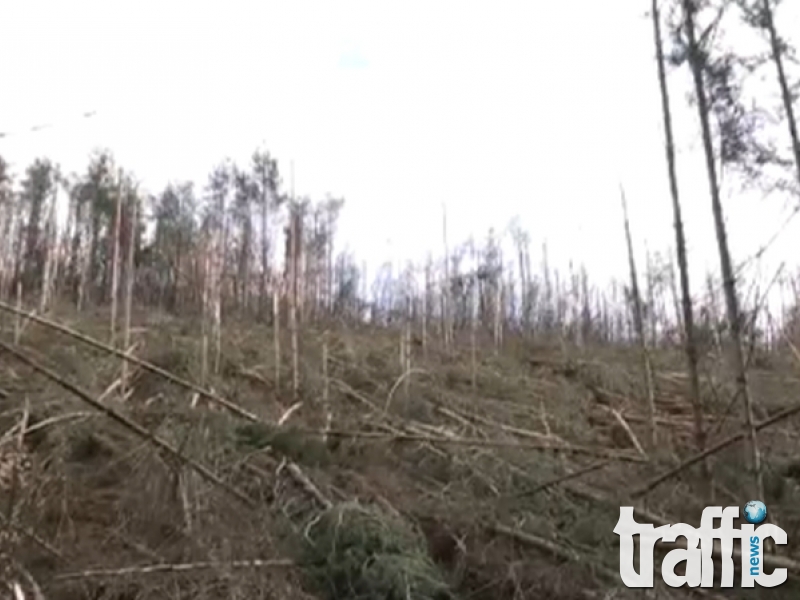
top-left (652, 0), bottom-right (709, 487)
top-left (681, 0), bottom-right (763, 500)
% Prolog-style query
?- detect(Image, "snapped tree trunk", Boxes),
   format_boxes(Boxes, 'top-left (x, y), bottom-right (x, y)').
top-left (620, 187), bottom-right (657, 450)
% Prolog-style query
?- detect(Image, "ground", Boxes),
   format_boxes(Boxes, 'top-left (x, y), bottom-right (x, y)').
top-left (1, 305), bottom-right (800, 599)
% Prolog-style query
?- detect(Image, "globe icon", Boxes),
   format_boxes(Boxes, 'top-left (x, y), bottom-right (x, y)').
top-left (743, 500), bottom-right (767, 524)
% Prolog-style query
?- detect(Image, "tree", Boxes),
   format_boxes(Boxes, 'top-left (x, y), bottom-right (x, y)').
top-left (620, 187), bottom-right (657, 448)
top-left (203, 162), bottom-right (232, 376)
top-left (681, 0), bottom-right (764, 500)
top-left (736, 0), bottom-right (800, 188)
top-left (76, 151), bottom-right (117, 305)
top-left (0, 156), bottom-right (15, 301)
top-left (18, 158), bottom-right (56, 291)
top-left (232, 167), bottom-right (255, 310)
top-left (651, 0), bottom-right (710, 490)
top-left (150, 182), bottom-right (197, 310)
top-left (251, 149), bottom-right (283, 319)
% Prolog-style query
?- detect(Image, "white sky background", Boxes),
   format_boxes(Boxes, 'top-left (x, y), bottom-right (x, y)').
top-left (1, 0), bottom-right (799, 312)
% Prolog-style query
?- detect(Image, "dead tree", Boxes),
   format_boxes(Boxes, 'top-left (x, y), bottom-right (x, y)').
top-left (620, 187), bottom-right (657, 449)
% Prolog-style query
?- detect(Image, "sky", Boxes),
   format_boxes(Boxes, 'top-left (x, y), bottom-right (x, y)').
top-left (1, 0), bottom-right (799, 312)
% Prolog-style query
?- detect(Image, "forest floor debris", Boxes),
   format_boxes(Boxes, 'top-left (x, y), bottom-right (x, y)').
top-left (2, 305), bottom-right (800, 598)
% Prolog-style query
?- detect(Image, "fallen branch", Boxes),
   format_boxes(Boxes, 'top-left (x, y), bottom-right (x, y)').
top-left (384, 368), bottom-right (428, 414)
top-left (0, 301), bottom-right (261, 423)
top-left (294, 427), bottom-right (645, 462)
top-left (511, 461), bottom-right (611, 499)
top-left (0, 340), bottom-right (255, 508)
top-left (54, 558), bottom-right (295, 580)
top-left (603, 406), bottom-right (647, 459)
top-left (438, 403), bottom-right (560, 443)
top-left (632, 398), bottom-right (800, 497)
top-left (283, 461), bottom-right (332, 509)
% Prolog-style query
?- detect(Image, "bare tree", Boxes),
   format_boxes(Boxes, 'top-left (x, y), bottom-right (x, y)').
top-left (620, 187), bottom-right (657, 449)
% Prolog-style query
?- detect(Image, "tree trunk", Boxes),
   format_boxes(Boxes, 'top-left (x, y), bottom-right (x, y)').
top-left (620, 187), bottom-right (657, 449)
top-left (652, 0), bottom-right (709, 493)
top-left (761, 0), bottom-right (800, 186)
top-left (682, 0), bottom-right (763, 500)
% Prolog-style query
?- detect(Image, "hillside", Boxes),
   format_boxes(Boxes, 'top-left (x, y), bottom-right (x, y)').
top-left (1, 0), bottom-right (799, 595)
top-left (1, 303), bottom-right (800, 598)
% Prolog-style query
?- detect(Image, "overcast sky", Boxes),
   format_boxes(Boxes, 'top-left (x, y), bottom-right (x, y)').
top-left (1, 0), bottom-right (798, 308)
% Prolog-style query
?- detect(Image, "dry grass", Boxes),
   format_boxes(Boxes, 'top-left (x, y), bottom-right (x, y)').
top-left (2, 304), bottom-right (800, 598)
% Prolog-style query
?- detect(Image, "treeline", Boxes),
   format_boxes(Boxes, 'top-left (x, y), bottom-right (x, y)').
top-left (0, 0), bottom-right (797, 358)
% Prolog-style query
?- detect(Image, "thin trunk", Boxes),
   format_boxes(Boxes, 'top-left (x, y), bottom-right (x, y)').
top-left (77, 219), bottom-right (92, 312)
top-left (212, 203), bottom-right (224, 376)
top-left (620, 187), bottom-right (657, 450)
top-left (516, 243), bottom-right (528, 333)
top-left (441, 204), bottom-right (451, 351)
top-left (121, 198), bottom-right (137, 398)
top-left (273, 274), bottom-right (281, 392)
top-left (13, 281), bottom-right (22, 344)
top-left (494, 276), bottom-right (504, 352)
top-left (327, 211), bottom-right (334, 315)
top-left (109, 173), bottom-right (123, 346)
top-left (0, 203), bottom-right (10, 304)
top-left (322, 330), bottom-right (331, 440)
top-left (645, 247), bottom-right (658, 348)
top-left (668, 256), bottom-right (684, 337)
top-left (260, 183), bottom-right (269, 318)
top-left (68, 195), bottom-right (82, 302)
top-left (239, 209), bottom-right (252, 312)
top-left (422, 257), bottom-right (430, 359)
top-left (683, 0), bottom-right (763, 500)
top-left (200, 241), bottom-right (211, 387)
top-left (524, 243), bottom-right (533, 336)
top-left (174, 223), bottom-right (184, 312)
top-left (403, 281), bottom-right (412, 398)
top-left (652, 0), bottom-right (709, 494)
top-left (470, 276), bottom-right (478, 390)
top-left (542, 242), bottom-right (553, 331)
top-left (761, 0), bottom-right (800, 186)
top-left (290, 207), bottom-right (300, 401)
top-left (39, 186), bottom-right (58, 313)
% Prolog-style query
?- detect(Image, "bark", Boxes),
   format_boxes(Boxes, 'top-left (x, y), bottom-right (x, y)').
top-left (682, 0), bottom-right (763, 500)
top-left (652, 0), bottom-right (709, 490)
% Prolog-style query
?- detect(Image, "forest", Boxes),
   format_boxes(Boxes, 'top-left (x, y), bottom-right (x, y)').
top-left (0, 0), bottom-right (799, 598)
